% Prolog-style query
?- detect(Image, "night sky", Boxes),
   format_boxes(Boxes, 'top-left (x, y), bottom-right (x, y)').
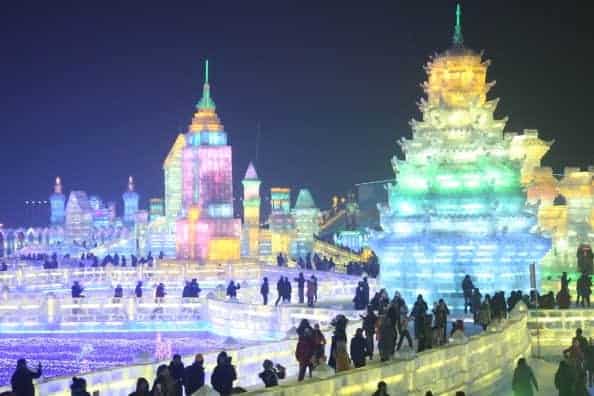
top-left (0, 1), bottom-right (592, 227)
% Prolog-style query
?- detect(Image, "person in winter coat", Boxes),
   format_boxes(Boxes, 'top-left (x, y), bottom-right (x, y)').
top-left (372, 381), bottom-right (390, 396)
top-left (462, 275), bottom-right (474, 313)
top-left (478, 296), bottom-right (492, 330)
top-left (11, 359), bottom-right (42, 396)
top-left (210, 352), bottom-right (237, 396)
top-left (168, 354), bottom-right (184, 396)
top-left (361, 306), bottom-right (378, 359)
top-left (135, 281), bottom-right (143, 298)
top-left (512, 358), bottom-right (538, 396)
top-left (378, 315), bottom-right (396, 361)
top-left (152, 365), bottom-right (177, 396)
top-left (294, 273), bottom-right (306, 304)
top-left (396, 316), bottom-right (413, 351)
top-left (471, 288), bottom-right (482, 323)
top-left (350, 328), bottom-right (367, 368)
top-left (328, 315), bottom-right (348, 370)
top-left (183, 354), bottom-right (205, 396)
top-left (226, 281), bottom-right (240, 300)
top-left (295, 319), bottom-right (315, 381)
top-left (312, 323), bottom-right (327, 363)
top-left (306, 278), bottom-right (316, 307)
top-left (129, 377), bottom-right (150, 396)
top-left (70, 377), bottom-right (91, 396)
top-left (410, 295), bottom-right (428, 339)
top-left (555, 353), bottom-right (576, 396)
top-left (275, 277), bottom-right (284, 306)
top-left (260, 277), bottom-right (269, 305)
top-left (259, 360), bottom-right (279, 388)
top-left (433, 299), bottom-right (450, 344)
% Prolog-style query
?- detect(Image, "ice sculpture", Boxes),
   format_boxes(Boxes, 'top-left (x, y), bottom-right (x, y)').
top-left (173, 60), bottom-right (241, 261)
top-left (65, 191), bottom-right (93, 244)
top-left (269, 187), bottom-right (295, 256)
top-left (291, 189), bottom-right (320, 257)
top-left (241, 162), bottom-right (261, 258)
top-left (49, 177), bottom-right (65, 226)
top-left (122, 176), bottom-right (139, 227)
top-left (368, 5), bottom-right (551, 305)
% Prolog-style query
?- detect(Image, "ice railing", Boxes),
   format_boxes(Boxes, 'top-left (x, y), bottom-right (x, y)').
top-left (0, 295), bottom-right (203, 327)
top-left (0, 303), bottom-right (530, 396)
top-left (0, 261), bottom-right (357, 290)
top-left (245, 303), bottom-right (531, 396)
top-left (528, 308), bottom-right (594, 356)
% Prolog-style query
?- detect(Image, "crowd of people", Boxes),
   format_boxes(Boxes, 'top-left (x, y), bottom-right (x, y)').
top-left (258, 273), bottom-right (318, 307)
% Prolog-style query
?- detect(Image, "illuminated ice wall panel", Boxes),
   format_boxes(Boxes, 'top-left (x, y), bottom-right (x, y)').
top-left (149, 198), bottom-right (165, 221)
top-left (164, 134), bottom-right (185, 221)
top-left (50, 177), bottom-right (66, 226)
top-left (369, 10), bottom-right (550, 306)
top-left (197, 146), bottom-right (233, 212)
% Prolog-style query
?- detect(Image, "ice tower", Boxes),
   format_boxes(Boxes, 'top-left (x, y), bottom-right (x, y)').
top-left (292, 189), bottom-right (320, 257)
top-left (50, 177), bottom-right (65, 226)
top-left (122, 176), bottom-right (139, 226)
top-left (175, 60), bottom-right (241, 261)
top-left (269, 188), bottom-right (295, 256)
top-left (241, 162), bottom-right (261, 257)
top-left (369, 5), bottom-right (551, 305)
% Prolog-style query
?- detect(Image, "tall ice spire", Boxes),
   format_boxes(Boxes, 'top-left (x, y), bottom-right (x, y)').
top-left (197, 59), bottom-right (216, 110)
top-left (128, 175), bottom-right (135, 192)
top-left (452, 3), bottom-right (464, 47)
top-left (54, 176), bottom-right (62, 194)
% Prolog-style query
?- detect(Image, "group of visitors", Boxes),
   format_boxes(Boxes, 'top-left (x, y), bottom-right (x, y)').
top-left (260, 273), bottom-right (318, 307)
top-left (295, 252), bottom-right (336, 272)
top-left (182, 279), bottom-right (202, 298)
top-left (552, 327), bottom-right (594, 395)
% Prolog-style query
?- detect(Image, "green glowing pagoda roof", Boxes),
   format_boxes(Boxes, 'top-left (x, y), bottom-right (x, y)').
top-left (295, 189), bottom-right (317, 210)
top-left (196, 59), bottom-right (216, 110)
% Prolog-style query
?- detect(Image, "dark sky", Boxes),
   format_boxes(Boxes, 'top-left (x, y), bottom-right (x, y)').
top-left (0, 1), bottom-right (592, 227)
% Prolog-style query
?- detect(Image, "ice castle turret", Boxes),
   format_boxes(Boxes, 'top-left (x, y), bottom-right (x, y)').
top-left (241, 162), bottom-right (261, 257)
top-left (49, 177), bottom-right (65, 226)
top-left (122, 176), bottom-right (139, 226)
top-left (368, 4), bottom-right (551, 305)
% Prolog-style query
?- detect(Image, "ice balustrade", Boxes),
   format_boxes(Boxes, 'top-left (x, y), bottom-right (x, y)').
top-left (527, 309), bottom-right (594, 357)
top-left (0, 295), bottom-right (203, 327)
top-left (245, 305), bottom-right (531, 396)
top-left (0, 303), bottom-right (530, 396)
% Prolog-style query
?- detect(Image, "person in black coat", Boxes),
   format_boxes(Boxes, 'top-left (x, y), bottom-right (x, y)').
top-left (211, 351), bottom-right (237, 396)
top-left (275, 278), bottom-right (283, 306)
top-left (226, 281), bottom-right (240, 300)
top-left (11, 359), bottom-right (42, 396)
top-left (260, 277), bottom-right (269, 305)
top-left (294, 273), bottom-right (306, 304)
top-left (350, 328), bottom-right (367, 368)
top-left (183, 354), bottom-right (205, 396)
top-left (169, 354), bottom-right (184, 396)
top-left (135, 281), bottom-right (143, 298)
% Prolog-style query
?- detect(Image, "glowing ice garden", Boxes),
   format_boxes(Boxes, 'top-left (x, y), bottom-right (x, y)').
top-left (1, 5), bottom-right (594, 396)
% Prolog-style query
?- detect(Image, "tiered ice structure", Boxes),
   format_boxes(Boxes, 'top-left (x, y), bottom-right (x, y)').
top-left (172, 60), bottom-right (241, 261)
top-left (369, 5), bottom-right (551, 305)
top-left (122, 176), bottom-right (139, 227)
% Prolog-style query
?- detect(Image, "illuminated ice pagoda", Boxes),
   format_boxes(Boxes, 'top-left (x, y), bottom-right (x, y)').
top-left (167, 60), bottom-right (241, 261)
top-left (369, 5), bottom-right (551, 304)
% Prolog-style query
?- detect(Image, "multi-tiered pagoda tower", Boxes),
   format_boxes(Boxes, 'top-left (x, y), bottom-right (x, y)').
top-left (369, 5), bottom-right (551, 305)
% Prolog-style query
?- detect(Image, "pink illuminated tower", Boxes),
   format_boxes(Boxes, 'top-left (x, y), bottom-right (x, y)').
top-left (175, 60), bottom-right (241, 261)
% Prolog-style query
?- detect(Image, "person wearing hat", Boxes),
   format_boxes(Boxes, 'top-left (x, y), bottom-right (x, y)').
top-left (183, 354), bottom-right (205, 396)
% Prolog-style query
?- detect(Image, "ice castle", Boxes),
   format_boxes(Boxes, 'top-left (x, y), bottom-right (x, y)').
top-left (369, 5), bottom-right (551, 305)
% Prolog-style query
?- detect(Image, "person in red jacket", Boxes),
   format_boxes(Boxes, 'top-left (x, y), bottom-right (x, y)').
top-left (295, 319), bottom-right (315, 381)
